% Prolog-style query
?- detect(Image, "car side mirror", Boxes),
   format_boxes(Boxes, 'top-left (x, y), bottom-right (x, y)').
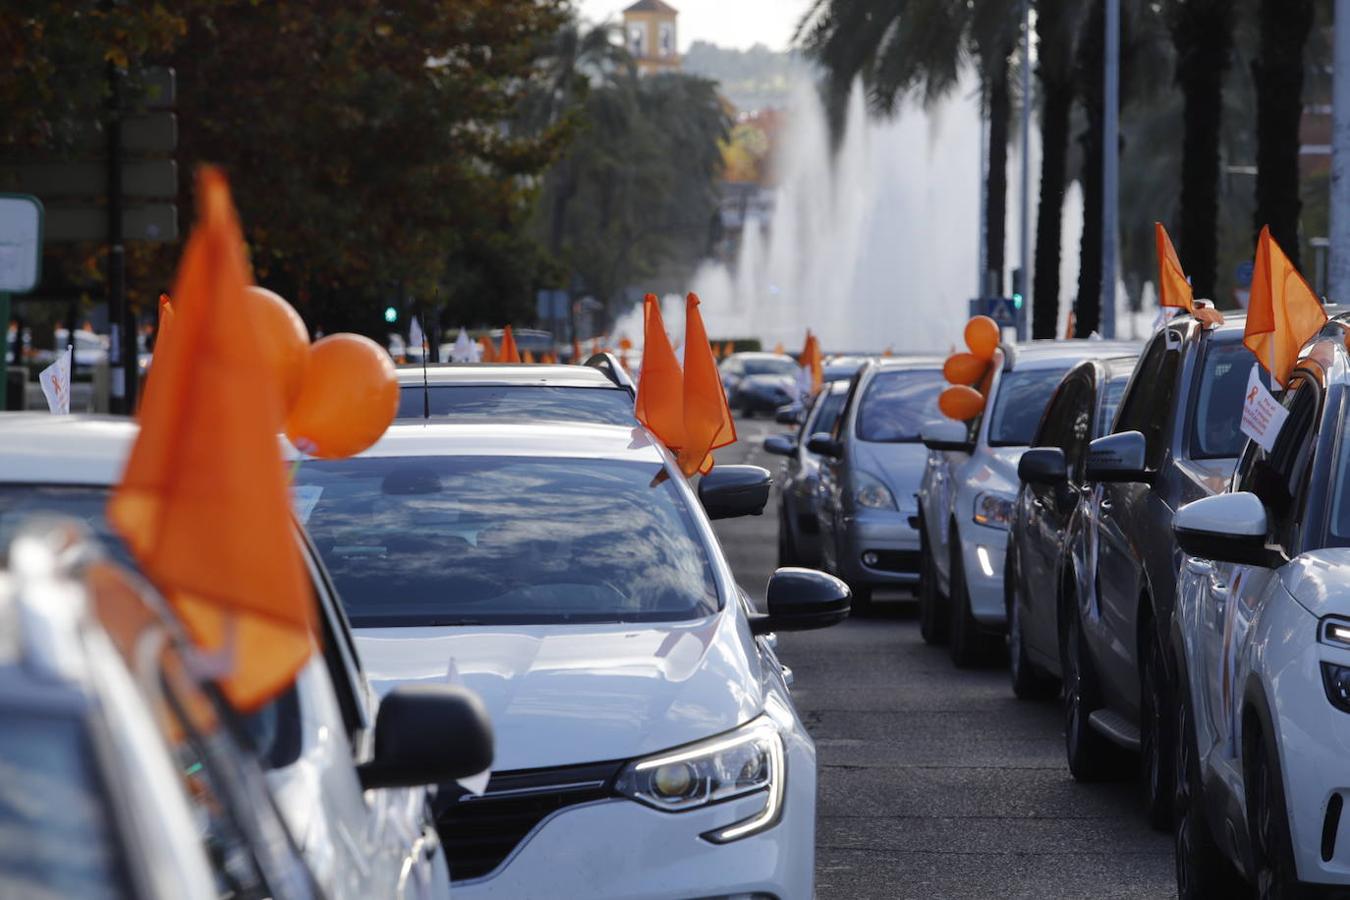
top-left (698, 465), bottom-right (772, 519)
top-left (920, 420), bottom-right (974, 453)
top-left (805, 432), bottom-right (843, 458)
top-left (1086, 431), bottom-right (1149, 483)
top-left (1174, 492), bottom-right (1282, 568)
top-left (357, 685), bottom-right (494, 790)
top-left (1018, 447), bottom-right (1068, 485)
top-left (763, 434), bottom-right (795, 457)
top-left (775, 405), bottom-right (801, 426)
top-left (750, 567), bottom-right (851, 635)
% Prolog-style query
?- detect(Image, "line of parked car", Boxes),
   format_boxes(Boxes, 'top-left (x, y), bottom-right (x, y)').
top-left (0, 354), bottom-right (851, 899)
top-left (762, 313), bottom-right (1350, 897)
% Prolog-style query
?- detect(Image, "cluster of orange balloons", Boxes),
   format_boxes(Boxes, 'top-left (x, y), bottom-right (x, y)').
top-left (244, 287), bottom-right (399, 459)
top-left (937, 316), bottom-right (1000, 421)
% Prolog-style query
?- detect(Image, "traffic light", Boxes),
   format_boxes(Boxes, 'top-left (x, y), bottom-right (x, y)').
top-left (384, 305), bottom-right (398, 324)
top-left (1011, 267), bottom-right (1025, 309)
top-left (1012, 292), bottom-right (1023, 310)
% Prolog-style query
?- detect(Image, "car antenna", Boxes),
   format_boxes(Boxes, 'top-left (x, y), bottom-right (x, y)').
top-left (421, 293), bottom-right (432, 420)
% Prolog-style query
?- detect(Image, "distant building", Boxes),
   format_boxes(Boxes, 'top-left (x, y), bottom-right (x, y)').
top-left (623, 0), bottom-right (680, 75)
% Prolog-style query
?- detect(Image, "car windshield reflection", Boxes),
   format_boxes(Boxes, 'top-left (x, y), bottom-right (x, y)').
top-left (855, 370), bottom-right (945, 443)
top-left (395, 385), bottom-right (635, 425)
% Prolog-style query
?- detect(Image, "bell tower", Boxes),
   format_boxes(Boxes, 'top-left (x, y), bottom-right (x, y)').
top-left (622, 0), bottom-right (680, 75)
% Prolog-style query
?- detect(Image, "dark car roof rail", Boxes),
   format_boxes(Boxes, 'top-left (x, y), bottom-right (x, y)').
top-left (584, 352), bottom-right (636, 398)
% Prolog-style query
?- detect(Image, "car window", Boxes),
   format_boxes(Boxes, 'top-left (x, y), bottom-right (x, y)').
top-left (987, 367), bottom-right (1073, 447)
top-left (855, 370), bottom-right (945, 442)
top-left (1031, 377), bottom-right (1078, 450)
top-left (1096, 378), bottom-right (1128, 437)
top-left (804, 390), bottom-right (847, 443)
top-left (1188, 338), bottom-right (1265, 460)
top-left (294, 456), bottom-right (720, 627)
top-left (396, 385), bottom-right (635, 424)
top-left (1114, 333), bottom-right (1180, 468)
top-left (0, 712), bottom-right (133, 900)
top-left (1238, 379), bottom-right (1319, 550)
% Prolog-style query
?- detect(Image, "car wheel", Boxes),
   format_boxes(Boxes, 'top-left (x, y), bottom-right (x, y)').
top-left (1247, 729), bottom-right (1300, 900)
top-left (948, 530), bottom-right (997, 668)
top-left (1062, 601), bottom-right (1130, 782)
top-left (1175, 679), bottom-right (1243, 899)
top-left (777, 508), bottom-right (797, 567)
top-left (1008, 548), bottom-right (1058, 700)
top-left (1140, 620), bottom-right (1176, 830)
top-left (918, 514), bottom-right (948, 645)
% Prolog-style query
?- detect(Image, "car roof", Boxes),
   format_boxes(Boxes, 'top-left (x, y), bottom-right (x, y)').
top-left (874, 355), bottom-right (945, 371)
top-left (1004, 339), bottom-right (1144, 371)
top-left (0, 414), bottom-right (137, 485)
top-left (395, 364), bottom-right (623, 389)
top-left (725, 351), bottom-right (792, 361)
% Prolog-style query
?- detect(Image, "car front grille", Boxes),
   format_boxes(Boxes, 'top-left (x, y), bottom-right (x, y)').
top-left (437, 760), bottom-right (623, 881)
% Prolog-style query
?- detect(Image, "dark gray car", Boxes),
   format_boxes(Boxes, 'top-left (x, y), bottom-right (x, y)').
top-left (1005, 355), bottom-right (1136, 700)
top-left (1064, 312), bottom-right (1252, 829)
top-left (765, 380), bottom-right (851, 567)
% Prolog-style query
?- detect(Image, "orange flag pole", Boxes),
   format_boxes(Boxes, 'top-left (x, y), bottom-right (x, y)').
top-left (634, 294), bottom-right (686, 453)
top-left (679, 294), bottom-right (737, 476)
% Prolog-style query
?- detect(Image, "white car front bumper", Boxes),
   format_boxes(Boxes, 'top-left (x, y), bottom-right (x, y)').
top-left (958, 521), bottom-right (1010, 626)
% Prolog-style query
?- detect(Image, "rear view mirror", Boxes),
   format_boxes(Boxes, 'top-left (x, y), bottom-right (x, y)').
top-left (763, 434), bottom-right (795, 457)
top-left (698, 465), bottom-right (771, 519)
top-left (1086, 431), bottom-right (1148, 483)
top-left (806, 433), bottom-right (843, 458)
top-left (1174, 492), bottom-right (1280, 567)
top-left (1018, 447), bottom-right (1067, 484)
top-left (358, 685), bottom-right (494, 790)
top-left (749, 567), bottom-right (851, 635)
top-left (920, 420), bottom-right (974, 453)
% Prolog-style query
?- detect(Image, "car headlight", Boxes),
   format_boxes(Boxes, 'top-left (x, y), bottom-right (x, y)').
top-left (854, 471), bottom-right (896, 510)
top-left (973, 491), bottom-right (1013, 529)
top-left (615, 717), bottom-right (785, 843)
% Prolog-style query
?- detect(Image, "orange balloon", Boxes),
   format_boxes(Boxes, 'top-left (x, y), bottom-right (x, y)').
top-left (942, 352), bottom-right (987, 386)
top-left (245, 286), bottom-right (310, 412)
top-left (964, 315), bottom-right (1000, 360)
top-left (938, 385), bottom-right (986, 421)
top-left (286, 334), bottom-right (399, 459)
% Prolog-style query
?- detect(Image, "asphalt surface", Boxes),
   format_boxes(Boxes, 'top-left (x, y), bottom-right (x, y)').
top-left (712, 416), bottom-right (1176, 899)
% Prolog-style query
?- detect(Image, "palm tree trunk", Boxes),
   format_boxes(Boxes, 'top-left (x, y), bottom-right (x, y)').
top-left (984, 45), bottom-right (1013, 296)
top-left (1074, 0), bottom-right (1105, 337)
top-left (1032, 81), bottom-right (1073, 339)
top-left (1171, 0), bottom-right (1234, 300)
top-left (1253, 0), bottom-right (1314, 267)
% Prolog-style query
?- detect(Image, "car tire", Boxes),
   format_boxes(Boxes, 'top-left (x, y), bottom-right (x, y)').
top-left (1247, 727), bottom-right (1301, 900)
top-left (1140, 619), bottom-right (1176, 831)
top-left (1175, 678), bottom-right (1244, 899)
top-left (1062, 600), bottom-right (1131, 782)
top-left (777, 508), bottom-right (797, 568)
top-left (918, 514), bottom-right (949, 645)
top-left (948, 531), bottom-right (997, 668)
top-left (1007, 547), bottom-right (1058, 700)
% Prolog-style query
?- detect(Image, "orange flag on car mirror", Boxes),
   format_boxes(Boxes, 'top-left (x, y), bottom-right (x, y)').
top-left (1245, 226), bottom-right (1327, 386)
top-left (678, 293), bottom-right (737, 476)
top-left (499, 325), bottom-right (521, 363)
top-left (634, 294), bottom-right (686, 452)
top-left (107, 167), bottom-right (314, 713)
top-left (800, 330), bottom-right (823, 395)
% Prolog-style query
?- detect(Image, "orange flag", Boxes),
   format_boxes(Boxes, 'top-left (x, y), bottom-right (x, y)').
top-left (634, 294), bottom-right (685, 452)
top-left (499, 325), bottom-right (521, 363)
top-left (107, 167), bottom-right (313, 713)
top-left (1155, 223), bottom-right (1194, 312)
top-left (679, 294), bottom-right (737, 476)
top-left (800, 330), bottom-right (823, 395)
top-left (521, 348), bottom-right (536, 364)
top-left (773, 341), bottom-right (785, 355)
top-left (479, 335), bottom-right (497, 363)
top-left (139, 293), bottom-right (176, 417)
top-left (1245, 225), bottom-right (1327, 386)
top-left (722, 340), bottom-right (734, 358)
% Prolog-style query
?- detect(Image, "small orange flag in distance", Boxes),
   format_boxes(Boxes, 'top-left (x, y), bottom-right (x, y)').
top-left (139, 293), bottom-right (176, 417)
top-left (1245, 226), bottom-right (1327, 386)
top-left (107, 167), bottom-right (313, 713)
top-left (773, 342), bottom-right (785, 355)
top-left (1155, 223), bottom-right (1194, 312)
top-left (800, 330), bottom-right (823, 395)
top-left (499, 325), bottom-right (521, 363)
top-left (679, 294), bottom-right (737, 476)
top-left (634, 294), bottom-right (686, 452)
top-left (521, 348), bottom-right (536, 364)
top-left (479, 335), bottom-right (496, 363)
top-left (723, 340), bottom-right (735, 358)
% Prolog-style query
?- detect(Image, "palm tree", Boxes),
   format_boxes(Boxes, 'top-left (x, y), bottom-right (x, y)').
top-left (1252, 0), bottom-right (1316, 268)
top-left (1073, 0), bottom-right (1107, 337)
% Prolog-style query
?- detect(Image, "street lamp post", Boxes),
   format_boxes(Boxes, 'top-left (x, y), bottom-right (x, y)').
top-left (1101, 0), bottom-right (1120, 339)
top-left (1331, 0), bottom-right (1350, 303)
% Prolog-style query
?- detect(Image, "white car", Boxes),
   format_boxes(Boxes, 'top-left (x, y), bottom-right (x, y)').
top-left (916, 339), bottom-right (1140, 666)
top-left (289, 420), bottom-right (850, 897)
top-left (1170, 325), bottom-right (1350, 896)
top-left (0, 413), bottom-right (488, 900)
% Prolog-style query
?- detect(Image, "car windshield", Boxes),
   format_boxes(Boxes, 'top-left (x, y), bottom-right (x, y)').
top-left (396, 384), bottom-right (634, 425)
top-left (987, 367), bottom-right (1073, 446)
top-left (0, 712), bottom-right (132, 899)
top-left (1188, 338), bottom-right (1261, 459)
top-left (855, 370), bottom-right (945, 442)
top-left (292, 456), bottom-right (720, 627)
top-left (808, 390), bottom-right (848, 437)
top-left (1097, 378), bottom-right (1129, 436)
top-left (742, 358), bottom-right (797, 376)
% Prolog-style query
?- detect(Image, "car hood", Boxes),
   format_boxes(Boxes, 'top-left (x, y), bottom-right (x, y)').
top-left (354, 615), bottom-right (762, 771)
top-left (964, 445), bottom-right (1024, 497)
top-left (851, 441), bottom-right (929, 508)
top-left (1281, 549), bottom-right (1350, 617)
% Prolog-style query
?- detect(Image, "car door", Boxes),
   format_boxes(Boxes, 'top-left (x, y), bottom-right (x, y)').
top-left (1196, 378), bottom-right (1320, 763)
top-left (817, 375), bottom-right (862, 570)
top-left (1091, 332), bottom-right (1181, 709)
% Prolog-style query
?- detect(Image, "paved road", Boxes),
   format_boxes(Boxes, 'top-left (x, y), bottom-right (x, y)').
top-left (712, 416), bottom-right (1176, 899)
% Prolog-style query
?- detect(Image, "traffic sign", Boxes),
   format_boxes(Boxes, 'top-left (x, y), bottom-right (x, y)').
top-left (986, 296), bottom-right (1018, 327)
top-left (1235, 260), bottom-right (1254, 288)
top-left (0, 194), bottom-right (44, 293)
top-left (46, 204), bottom-right (177, 243)
top-left (0, 160), bottom-right (177, 199)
